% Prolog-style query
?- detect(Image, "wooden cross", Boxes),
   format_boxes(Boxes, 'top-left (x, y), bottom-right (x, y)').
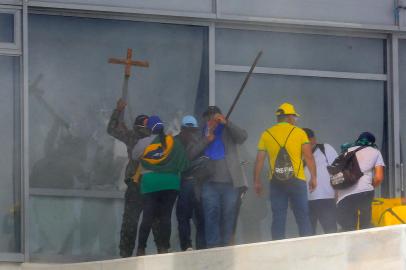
top-left (108, 48), bottom-right (149, 103)
top-left (108, 48), bottom-right (149, 78)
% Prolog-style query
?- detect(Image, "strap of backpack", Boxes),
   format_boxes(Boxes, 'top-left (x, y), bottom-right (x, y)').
top-left (314, 144), bottom-right (329, 164)
top-left (265, 127), bottom-right (296, 148)
top-left (283, 127), bottom-right (296, 147)
top-left (265, 130), bottom-right (282, 147)
top-left (347, 145), bottom-right (368, 155)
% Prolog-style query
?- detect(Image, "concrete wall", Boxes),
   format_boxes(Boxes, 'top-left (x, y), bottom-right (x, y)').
top-left (6, 225), bottom-right (405, 270)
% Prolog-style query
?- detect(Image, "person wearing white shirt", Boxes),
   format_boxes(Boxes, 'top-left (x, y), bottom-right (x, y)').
top-left (336, 132), bottom-right (385, 231)
top-left (303, 128), bottom-right (338, 234)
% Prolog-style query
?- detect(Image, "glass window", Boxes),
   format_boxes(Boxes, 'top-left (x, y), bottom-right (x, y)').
top-left (29, 14), bottom-right (208, 260)
top-left (398, 40), bottom-right (406, 196)
top-left (0, 55), bottom-right (21, 253)
top-left (0, 13), bottom-right (14, 43)
top-left (216, 28), bottom-right (384, 74)
top-left (216, 72), bottom-right (385, 240)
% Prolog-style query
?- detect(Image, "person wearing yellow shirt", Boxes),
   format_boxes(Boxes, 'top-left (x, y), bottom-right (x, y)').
top-left (253, 103), bottom-right (317, 240)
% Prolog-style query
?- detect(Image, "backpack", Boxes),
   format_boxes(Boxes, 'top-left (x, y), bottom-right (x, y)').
top-left (267, 127), bottom-right (296, 181)
top-left (327, 146), bottom-right (367, 190)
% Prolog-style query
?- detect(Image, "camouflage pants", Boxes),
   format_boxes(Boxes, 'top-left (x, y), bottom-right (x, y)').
top-left (119, 180), bottom-right (159, 257)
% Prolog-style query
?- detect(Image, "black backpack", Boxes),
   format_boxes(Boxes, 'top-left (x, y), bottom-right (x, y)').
top-left (267, 127), bottom-right (296, 181)
top-left (327, 146), bottom-right (367, 190)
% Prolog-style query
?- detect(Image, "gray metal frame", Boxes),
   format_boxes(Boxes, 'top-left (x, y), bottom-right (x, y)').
top-left (21, 0), bottom-right (29, 261)
top-left (0, 0), bottom-right (404, 263)
top-left (216, 65), bottom-right (387, 81)
top-left (0, 1), bottom-right (24, 263)
top-left (0, 6), bottom-right (21, 54)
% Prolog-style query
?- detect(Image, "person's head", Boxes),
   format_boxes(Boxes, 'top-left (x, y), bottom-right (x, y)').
top-left (275, 103), bottom-right (300, 125)
top-left (133, 114), bottom-right (149, 130)
top-left (356, 131), bottom-right (376, 147)
top-left (147, 115), bottom-right (167, 149)
top-left (302, 128), bottom-right (316, 146)
top-left (202, 106), bottom-right (222, 122)
top-left (181, 115), bottom-right (198, 129)
top-left (147, 115), bottom-right (164, 135)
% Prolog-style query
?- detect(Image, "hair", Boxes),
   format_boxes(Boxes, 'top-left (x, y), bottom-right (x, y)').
top-left (302, 128), bottom-right (315, 139)
top-left (157, 128), bottom-right (167, 149)
top-left (277, 114), bottom-right (289, 122)
top-left (202, 106), bottom-right (222, 119)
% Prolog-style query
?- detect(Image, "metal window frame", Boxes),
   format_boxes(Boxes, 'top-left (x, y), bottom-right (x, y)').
top-left (30, 188), bottom-right (125, 199)
top-left (393, 34), bottom-right (405, 197)
top-left (28, 1), bottom-right (216, 20)
top-left (216, 65), bottom-right (387, 81)
top-left (0, 2), bottom-right (25, 263)
top-left (0, 6), bottom-right (21, 54)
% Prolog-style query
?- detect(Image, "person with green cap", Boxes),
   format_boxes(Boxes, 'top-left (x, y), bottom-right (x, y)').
top-left (336, 132), bottom-right (385, 231)
top-left (253, 102), bottom-right (317, 240)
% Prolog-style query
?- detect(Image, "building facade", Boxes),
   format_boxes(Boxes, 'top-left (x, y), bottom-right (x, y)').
top-left (1, 0), bottom-right (406, 263)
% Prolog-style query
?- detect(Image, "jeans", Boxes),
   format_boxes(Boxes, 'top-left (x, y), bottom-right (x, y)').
top-left (137, 190), bottom-right (178, 251)
top-left (201, 181), bottom-right (239, 248)
top-left (308, 199), bottom-right (337, 234)
top-left (176, 179), bottom-right (206, 250)
top-left (269, 179), bottom-right (312, 240)
top-left (336, 191), bottom-right (374, 231)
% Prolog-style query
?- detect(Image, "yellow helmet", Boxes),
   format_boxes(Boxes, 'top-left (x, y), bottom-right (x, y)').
top-left (275, 103), bottom-right (300, 117)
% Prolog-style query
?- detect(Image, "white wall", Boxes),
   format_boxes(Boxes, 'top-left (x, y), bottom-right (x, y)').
top-left (12, 225), bottom-right (406, 270)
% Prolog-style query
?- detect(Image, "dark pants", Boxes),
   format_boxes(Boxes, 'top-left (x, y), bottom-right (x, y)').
top-left (337, 191), bottom-right (374, 231)
top-left (119, 180), bottom-right (144, 257)
top-left (308, 199), bottom-right (337, 234)
top-left (138, 190), bottom-right (178, 251)
top-left (176, 179), bottom-right (206, 250)
top-left (201, 181), bottom-right (239, 248)
top-left (119, 179), bottom-right (160, 257)
top-left (269, 179), bottom-right (313, 240)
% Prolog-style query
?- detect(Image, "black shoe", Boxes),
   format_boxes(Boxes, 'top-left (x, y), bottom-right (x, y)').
top-left (120, 250), bottom-right (132, 258)
top-left (157, 247), bottom-right (169, 254)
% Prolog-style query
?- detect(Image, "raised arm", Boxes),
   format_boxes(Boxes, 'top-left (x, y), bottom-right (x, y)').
top-left (214, 113), bottom-right (247, 144)
top-left (226, 121), bottom-right (248, 144)
top-left (107, 99), bottom-right (132, 145)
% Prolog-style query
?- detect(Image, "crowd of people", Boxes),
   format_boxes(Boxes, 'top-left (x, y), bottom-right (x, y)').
top-left (107, 99), bottom-right (385, 257)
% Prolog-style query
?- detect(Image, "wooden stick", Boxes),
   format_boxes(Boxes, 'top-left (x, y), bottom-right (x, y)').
top-left (225, 51), bottom-right (263, 120)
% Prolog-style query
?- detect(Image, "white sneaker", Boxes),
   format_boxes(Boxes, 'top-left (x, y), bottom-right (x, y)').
top-left (186, 247), bottom-right (194, 251)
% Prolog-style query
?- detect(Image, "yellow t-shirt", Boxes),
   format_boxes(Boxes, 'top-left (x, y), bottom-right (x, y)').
top-left (257, 122), bottom-right (309, 181)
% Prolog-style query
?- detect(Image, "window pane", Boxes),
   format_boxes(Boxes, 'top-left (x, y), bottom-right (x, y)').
top-left (216, 28), bottom-right (384, 74)
top-left (216, 72), bottom-right (385, 241)
top-left (0, 13), bottom-right (14, 43)
top-left (29, 14), bottom-right (208, 260)
top-left (29, 196), bottom-right (123, 260)
top-left (0, 55), bottom-right (21, 253)
top-left (398, 40), bottom-right (406, 194)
